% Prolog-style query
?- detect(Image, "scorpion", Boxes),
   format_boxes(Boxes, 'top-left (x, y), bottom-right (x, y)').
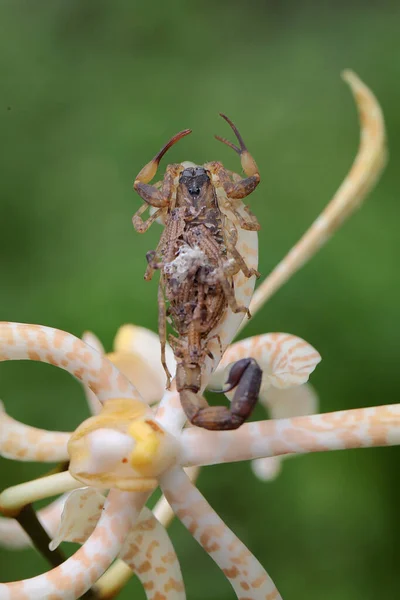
top-left (132, 115), bottom-right (262, 430)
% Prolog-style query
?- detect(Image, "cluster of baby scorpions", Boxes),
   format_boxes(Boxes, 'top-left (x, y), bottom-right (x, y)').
top-left (132, 115), bottom-right (262, 430)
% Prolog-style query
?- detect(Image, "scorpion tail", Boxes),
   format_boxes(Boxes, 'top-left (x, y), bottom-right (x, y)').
top-left (177, 359), bottom-right (262, 431)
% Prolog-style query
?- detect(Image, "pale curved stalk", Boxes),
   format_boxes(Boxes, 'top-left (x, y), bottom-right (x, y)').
top-left (0, 494), bottom-right (66, 550)
top-left (241, 70), bottom-right (387, 328)
top-left (0, 322), bottom-right (145, 404)
top-left (180, 404), bottom-right (400, 467)
top-left (160, 467), bottom-right (282, 600)
top-left (0, 490), bottom-right (145, 600)
top-left (0, 472), bottom-right (79, 517)
top-left (0, 401), bottom-right (70, 462)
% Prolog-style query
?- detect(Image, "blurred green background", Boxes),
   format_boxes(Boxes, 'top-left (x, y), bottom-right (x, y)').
top-left (0, 1), bottom-right (399, 598)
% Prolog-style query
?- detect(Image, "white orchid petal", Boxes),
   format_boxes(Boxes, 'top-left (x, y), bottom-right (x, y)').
top-left (81, 331), bottom-right (105, 354)
top-left (112, 324), bottom-right (175, 404)
top-left (264, 383), bottom-right (319, 419)
top-left (249, 385), bottom-right (319, 481)
top-left (49, 488), bottom-right (104, 550)
top-left (251, 456), bottom-right (283, 482)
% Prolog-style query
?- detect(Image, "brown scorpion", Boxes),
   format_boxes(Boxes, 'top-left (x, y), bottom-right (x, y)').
top-left (132, 115), bottom-right (262, 430)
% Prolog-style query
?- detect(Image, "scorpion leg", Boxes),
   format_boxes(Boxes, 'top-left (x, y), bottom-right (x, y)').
top-left (158, 274), bottom-right (172, 388)
top-left (216, 267), bottom-right (251, 318)
top-left (176, 358), bottom-right (262, 430)
top-left (132, 205), bottom-right (165, 233)
top-left (225, 222), bottom-right (260, 278)
top-left (133, 129), bottom-right (192, 209)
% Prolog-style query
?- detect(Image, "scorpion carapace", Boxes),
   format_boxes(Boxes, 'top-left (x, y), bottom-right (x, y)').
top-left (133, 115), bottom-right (262, 430)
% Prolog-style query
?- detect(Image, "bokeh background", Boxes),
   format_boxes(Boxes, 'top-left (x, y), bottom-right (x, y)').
top-left (0, 1), bottom-right (399, 598)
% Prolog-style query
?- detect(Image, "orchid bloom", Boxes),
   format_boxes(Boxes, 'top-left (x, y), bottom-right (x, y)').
top-left (0, 71), bottom-right (398, 600)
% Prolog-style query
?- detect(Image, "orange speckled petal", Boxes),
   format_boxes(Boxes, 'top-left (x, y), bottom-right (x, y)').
top-left (0, 322), bottom-right (146, 404)
top-left (0, 490), bottom-right (146, 599)
top-left (51, 488), bottom-right (186, 599)
top-left (161, 467), bottom-right (282, 600)
top-left (181, 404), bottom-right (400, 467)
top-left (81, 331), bottom-right (103, 415)
top-left (121, 507), bottom-right (185, 599)
top-left (0, 401), bottom-right (70, 462)
top-left (49, 488), bottom-right (105, 550)
top-left (211, 333), bottom-right (321, 392)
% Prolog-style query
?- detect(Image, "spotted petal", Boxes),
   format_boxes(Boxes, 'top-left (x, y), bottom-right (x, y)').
top-left (211, 333), bottom-right (321, 392)
top-left (0, 400), bottom-right (70, 462)
top-left (51, 488), bottom-right (186, 599)
top-left (161, 466), bottom-right (281, 599)
top-left (81, 331), bottom-right (104, 415)
top-left (49, 487), bottom-right (105, 550)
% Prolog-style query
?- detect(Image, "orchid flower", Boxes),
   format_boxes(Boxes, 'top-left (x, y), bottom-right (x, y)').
top-left (0, 71), bottom-right (397, 600)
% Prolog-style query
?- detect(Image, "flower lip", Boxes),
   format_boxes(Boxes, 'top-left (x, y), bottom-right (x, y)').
top-left (68, 397), bottom-right (181, 491)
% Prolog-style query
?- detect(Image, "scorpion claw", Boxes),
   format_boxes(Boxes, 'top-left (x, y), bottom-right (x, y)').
top-left (215, 114), bottom-right (259, 178)
top-left (215, 113), bottom-right (248, 155)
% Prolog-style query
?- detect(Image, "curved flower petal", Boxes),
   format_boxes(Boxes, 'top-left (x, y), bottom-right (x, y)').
top-left (251, 456), bottom-right (283, 482)
top-left (0, 322), bottom-right (146, 404)
top-left (0, 400), bottom-right (70, 462)
top-left (81, 331), bottom-right (103, 415)
top-left (113, 324), bottom-right (175, 404)
top-left (211, 333), bottom-right (321, 392)
top-left (81, 331), bottom-right (105, 355)
top-left (0, 495), bottom-right (66, 550)
top-left (121, 507), bottom-right (185, 599)
top-left (51, 488), bottom-right (186, 599)
top-left (181, 404), bottom-right (400, 467)
top-left (49, 488), bottom-right (105, 550)
top-left (263, 383), bottom-right (319, 419)
top-left (0, 489), bottom-right (145, 599)
top-left (161, 467), bottom-right (282, 600)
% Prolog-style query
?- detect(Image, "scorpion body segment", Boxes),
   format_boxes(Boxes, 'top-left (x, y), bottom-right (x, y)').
top-left (133, 116), bottom-right (262, 430)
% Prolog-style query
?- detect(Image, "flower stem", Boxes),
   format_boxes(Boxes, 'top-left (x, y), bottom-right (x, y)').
top-left (15, 503), bottom-right (65, 567)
